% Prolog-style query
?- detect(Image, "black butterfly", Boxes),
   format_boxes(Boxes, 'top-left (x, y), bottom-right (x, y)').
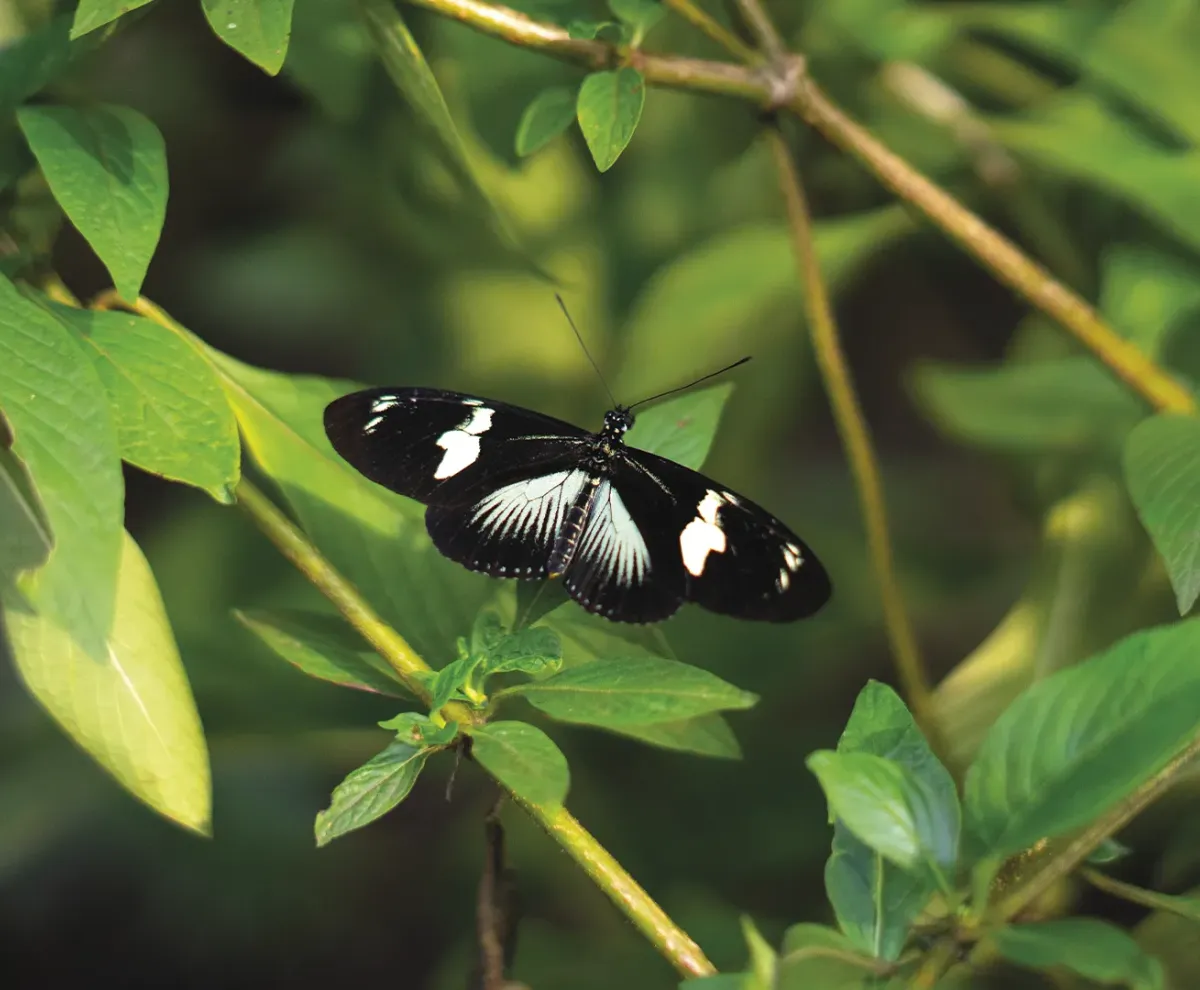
top-left (324, 382), bottom-right (831, 624)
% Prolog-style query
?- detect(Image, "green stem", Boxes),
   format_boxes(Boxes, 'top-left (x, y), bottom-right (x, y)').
top-left (661, 0), bottom-right (759, 63)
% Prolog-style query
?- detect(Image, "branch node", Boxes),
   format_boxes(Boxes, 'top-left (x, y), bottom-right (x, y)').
top-left (761, 54), bottom-right (806, 111)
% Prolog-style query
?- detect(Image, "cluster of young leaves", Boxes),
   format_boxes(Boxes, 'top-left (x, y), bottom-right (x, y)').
top-left (514, 0), bottom-right (664, 170)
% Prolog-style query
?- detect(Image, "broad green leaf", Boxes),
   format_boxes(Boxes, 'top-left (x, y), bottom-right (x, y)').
top-left (625, 383), bottom-right (733, 472)
top-left (506, 656), bottom-right (756, 727)
top-left (234, 608), bottom-right (410, 697)
top-left (0, 16), bottom-right (74, 112)
top-left (4, 530), bottom-right (210, 833)
top-left (1083, 0), bottom-right (1200, 147)
top-left (808, 751), bottom-right (957, 873)
top-left (0, 275), bottom-right (122, 657)
top-left (616, 209), bottom-right (911, 397)
top-left (964, 618), bottom-right (1200, 860)
top-left (471, 611), bottom-right (562, 676)
top-left (779, 924), bottom-right (879, 990)
top-left (0, 444), bottom-right (52, 592)
top-left (427, 652), bottom-right (484, 713)
top-left (18, 105), bottom-right (167, 301)
top-left (991, 919), bottom-right (1164, 990)
top-left (1124, 415), bottom-right (1200, 614)
top-left (577, 68), bottom-right (645, 172)
top-left (314, 739), bottom-right (428, 846)
top-left (377, 711), bottom-right (458, 747)
top-left (910, 357), bottom-right (1143, 453)
top-left (825, 681), bottom-right (952, 960)
top-left (515, 86), bottom-right (578, 157)
top-left (608, 0), bottom-right (664, 45)
top-left (207, 349), bottom-right (489, 664)
top-left (201, 0), bottom-right (296, 75)
top-left (71, 0), bottom-right (155, 38)
top-left (48, 306), bottom-right (239, 501)
top-left (993, 92), bottom-right (1200, 253)
top-left (1100, 245), bottom-right (1200, 358)
top-left (470, 721), bottom-right (569, 808)
top-left (613, 714), bottom-right (742, 759)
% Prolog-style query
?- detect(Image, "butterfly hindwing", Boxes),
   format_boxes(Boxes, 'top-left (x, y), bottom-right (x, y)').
top-left (619, 448), bottom-right (832, 622)
top-left (323, 387), bottom-right (587, 504)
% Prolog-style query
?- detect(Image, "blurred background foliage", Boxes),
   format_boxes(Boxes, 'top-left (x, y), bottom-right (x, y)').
top-left (2, 0), bottom-right (1200, 986)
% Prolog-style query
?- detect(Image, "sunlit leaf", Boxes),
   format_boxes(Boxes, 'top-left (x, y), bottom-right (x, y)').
top-left (201, 0), bottom-right (296, 75)
top-left (577, 68), bottom-right (645, 172)
top-left (314, 739), bottom-right (428, 846)
top-left (71, 0), bottom-right (155, 38)
top-left (470, 721), bottom-right (569, 808)
top-left (625, 384), bottom-right (733, 472)
top-left (515, 86), bottom-right (577, 157)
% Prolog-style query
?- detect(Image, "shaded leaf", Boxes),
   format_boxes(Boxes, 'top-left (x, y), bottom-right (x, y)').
top-left (964, 618), bottom-right (1200, 860)
top-left (1087, 872), bottom-right (1200, 924)
top-left (0, 443), bottom-right (52, 592)
top-left (427, 652), bottom-right (484, 713)
top-left (314, 739), bottom-right (428, 846)
top-left (577, 68), bottom-right (644, 172)
top-left (1089, 838), bottom-right (1133, 865)
top-left (18, 105), bottom-right (167, 301)
top-left (470, 721), bottom-right (569, 808)
top-left (0, 276), bottom-right (122, 658)
top-left (568, 20), bottom-right (618, 40)
top-left (625, 383), bottom-right (733, 472)
top-left (3, 530), bottom-right (210, 833)
top-left (0, 15), bottom-right (74, 112)
top-left (608, 0), bottom-right (664, 44)
top-left (71, 0), bottom-right (155, 38)
top-left (234, 608), bottom-right (410, 697)
top-left (779, 923), bottom-right (880, 990)
top-left (472, 611), bottom-right (562, 676)
top-left (1100, 245), bottom-right (1200, 358)
top-left (1124, 415), bottom-right (1200, 614)
top-left (515, 86), bottom-right (577, 157)
top-left (611, 714), bottom-right (742, 759)
top-left (991, 919), bottom-right (1164, 990)
top-left (377, 710), bottom-right (458, 747)
top-left (201, 0), bottom-right (296, 75)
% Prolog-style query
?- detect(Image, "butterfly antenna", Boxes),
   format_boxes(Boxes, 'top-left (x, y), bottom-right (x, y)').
top-left (628, 356), bottom-right (752, 410)
top-left (556, 294), bottom-right (618, 409)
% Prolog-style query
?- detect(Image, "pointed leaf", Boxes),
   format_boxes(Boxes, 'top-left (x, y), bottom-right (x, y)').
top-left (1124, 415), bottom-right (1200, 615)
top-left (507, 656), bottom-right (757, 727)
top-left (577, 68), bottom-right (645, 172)
top-left (314, 739), bottom-right (429, 846)
top-left (377, 711), bottom-right (458, 747)
top-left (964, 618), bottom-right (1200, 860)
top-left (470, 721), bottom-right (569, 808)
top-left (201, 0), bottom-right (296, 75)
top-left (515, 86), bottom-right (578, 157)
top-left (991, 919), bottom-right (1164, 990)
top-left (4, 530), bottom-right (211, 833)
top-left (71, 0), bottom-right (155, 38)
top-left (625, 383), bottom-right (733, 472)
top-left (234, 608), bottom-right (411, 697)
top-left (18, 104), bottom-right (167, 300)
top-left (49, 305), bottom-right (239, 501)
top-left (0, 276), bottom-right (122, 657)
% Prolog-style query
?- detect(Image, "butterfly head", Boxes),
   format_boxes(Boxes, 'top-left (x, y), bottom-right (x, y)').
top-left (603, 407), bottom-right (634, 437)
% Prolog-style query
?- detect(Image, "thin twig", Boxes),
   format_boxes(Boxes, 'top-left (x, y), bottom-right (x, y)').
top-left (766, 126), bottom-right (943, 756)
top-left (732, 0), bottom-right (785, 59)
top-left (661, 0), bottom-right (759, 63)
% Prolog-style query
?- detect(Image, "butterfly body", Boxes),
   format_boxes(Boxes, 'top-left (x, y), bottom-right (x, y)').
top-left (324, 387), bottom-right (831, 624)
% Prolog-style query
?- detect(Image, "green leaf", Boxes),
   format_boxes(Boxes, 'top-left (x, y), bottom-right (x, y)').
top-left (1087, 872), bottom-right (1200, 923)
top-left (1089, 838), bottom-right (1133, 865)
top-left (0, 443), bottom-right (52, 593)
top-left (17, 105), bottom-right (166, 301)
top-left (0, 275), bottom-right (122, 657)
top-left (206, 349), bottom-right (489, 665)
top-left (1100, 246), bottom-right (1200, 359)
top-left (71, 0), bottom-right (155, 38)
top-left (234, 608), bottom-right (411, 697)
top-left (47, 305), bottom-right (239, 501)
top-left (991, 919), bottom-right (1165, 990)
top-left (964, 618), bottom-right (1200, 860)
top-left (470, 721), bottom-right (569, 808)
top-left (377, 711), bottom-right (458, 747)
top-left (825, 681), bottom-right (952, 960)
top-left (201, 0), bottom-right (296, 75)
top-left (577, 68), bottom-right (645, 172)
top-left (993, 92), bottom-right (1200, 254)
top-left (0, 15), bottom-right (74, 113)
top-left (608, 0), bottom-right (664, 44)
top-left (314, 739), bottom-right (428, 846)
top-left (567, 20), bottom-right (618, 40)
top-left (911, 357), bottom-right (1143, 453)
top-left (506, 656), bottom-right (757, 727)
top-left (625, 383), bottom-right (733, 472)
top-left (778, 924), bottom-right (879, 990)
top-left (472, 611), bottom-right (562, 676)
top-left (515, 86), bottom-right (578, 157)
top-left (613, 715), bottom-right (742, 759)
top-left (4, 530), bottom-right (211, 833)
top-left (428, 652), bottom-right (484, 712)
top-left (741, 916), bottom-right (777, 988)
top-left (616, 209), bottom-right (911, 397)
top-left (1124, 415), bottom-right (1200, 615)
top-left (808, 751), bottom-right (958, 874)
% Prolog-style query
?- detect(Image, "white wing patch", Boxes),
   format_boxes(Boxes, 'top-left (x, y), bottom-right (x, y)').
top-left (577, 480), bottom-right (650, 587)
top-left (471, 469), bottom-right (587, 546)
top-left (782, 542), bottom-right (803, 571)
top-left (680, 489), bottom-right (728, 577)
top-left (433, 406), bottom-right (495, 479)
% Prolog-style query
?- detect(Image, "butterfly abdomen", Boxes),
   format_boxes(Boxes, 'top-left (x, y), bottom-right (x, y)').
top-left (548, 474), bottom-right (602, 577)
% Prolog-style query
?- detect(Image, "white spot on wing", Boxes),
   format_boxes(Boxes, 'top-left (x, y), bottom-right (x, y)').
top-left (782, 543), bottom-right (803, 571)
top-left (776, 568), bottom-right (791, 592)
top-left (432, 405), bottom-right (495, 479)
top-left (472, 470), bottom-right (587, 545)
top-left (680, 489), bottom-right (727, 577)
top-left (577, 480), bottom-right (650, 587)
top-left (364, 415), bottom-right (385, 434)
top-left (371, 396), bottom-right (399, 413)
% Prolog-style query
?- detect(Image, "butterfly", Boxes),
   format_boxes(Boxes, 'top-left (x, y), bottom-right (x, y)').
top-left (323, 381), bottom-right (832, 625)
